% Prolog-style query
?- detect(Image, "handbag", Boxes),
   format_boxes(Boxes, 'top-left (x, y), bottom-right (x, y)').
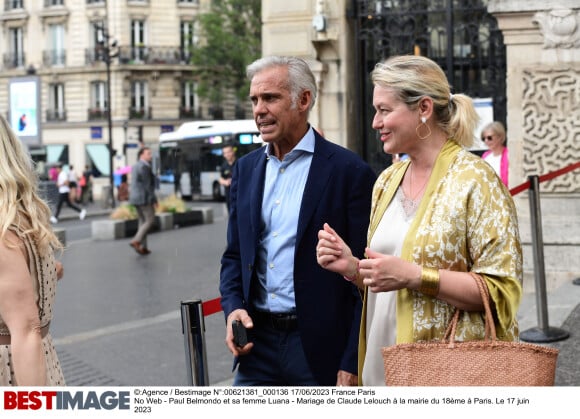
top-left (381, 273), bottom-right (559, 386)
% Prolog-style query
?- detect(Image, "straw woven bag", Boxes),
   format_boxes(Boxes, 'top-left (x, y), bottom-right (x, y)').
top-left (381, 273), bottom-right (559, 386)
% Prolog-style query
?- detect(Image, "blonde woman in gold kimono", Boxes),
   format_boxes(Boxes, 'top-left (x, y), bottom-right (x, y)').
top-left (0, 115), bottom-right (65, 386)
top-left (316, 55), bottom-right (522, 386)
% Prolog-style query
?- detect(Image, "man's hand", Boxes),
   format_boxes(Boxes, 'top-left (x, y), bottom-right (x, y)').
top-left (225, 309), bottom-right (254, 356)
top-left (336, 370), bottom-right (358, 386)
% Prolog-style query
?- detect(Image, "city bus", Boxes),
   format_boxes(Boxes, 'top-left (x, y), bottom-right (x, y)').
top-left (158, 119), bottom-right (263, 200)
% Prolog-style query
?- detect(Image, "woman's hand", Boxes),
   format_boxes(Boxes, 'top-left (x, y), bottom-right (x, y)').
top-left (316, 223), bottom-right (357, 278)
top-left (55, 261), bottom-right (64, 281)
top-left (358, 248), bottom-right (421, 293)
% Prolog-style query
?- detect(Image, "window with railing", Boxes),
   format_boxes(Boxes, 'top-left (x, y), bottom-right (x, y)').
top-left (130, 20), bottom-right (147, 62)
top-left (177, 0), bottom-right (199, 4)
top-left (44, 0), bottom-right (64, 6)
top-left (130, 81), bottom-right (149, 119)
top-left (47, 83), bottom-right (66, 121)
top-left (89, 81), bottom-right (108, 120)
top-left (5, 27), bottom-right (24, 69)
top-left (45, 24), bottom-right (66, 66)
top-left (180, 81), bottom-right (198, 118)
top-left (5, 0), bottom-right (24, 10)
top-left (180, 20), bottom-right (197, 63)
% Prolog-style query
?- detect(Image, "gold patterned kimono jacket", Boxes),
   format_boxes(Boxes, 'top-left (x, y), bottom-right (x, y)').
top-left (358, 140), bottom-right (523, 383)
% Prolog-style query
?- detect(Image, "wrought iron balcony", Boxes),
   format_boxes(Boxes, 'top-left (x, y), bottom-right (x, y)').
top-left (88, 108), bottom-right (109, 121)
top-left (46, 109), bottom-right (67, 122)
top-left (128, 107), bottom-right (152, 120)
top-left (43, 50), bottom-right (66, 67)
top-left (3, 52), bottom-right (25, 69)
top-left (87, 45), bottom-right (192, 66)
top-left (118, 46), bottom-right (190, 65)
top-left (5, 0), bottom-right (24, 10)
top-left (179, 107), bottom-right (202, 119)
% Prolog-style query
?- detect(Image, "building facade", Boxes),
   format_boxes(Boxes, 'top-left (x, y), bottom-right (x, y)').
top-left (261, 0), bottom-right (579, 288)
top-left (1, 0), bottom-right (578, 284)
top-left (0, 0), bottom-right (247, 199)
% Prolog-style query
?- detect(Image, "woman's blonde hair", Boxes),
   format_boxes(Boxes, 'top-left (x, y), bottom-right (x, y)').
top-left (371, 55), bottom-right (479, 148)
top-left (0, 115), bottom-right (62, 253)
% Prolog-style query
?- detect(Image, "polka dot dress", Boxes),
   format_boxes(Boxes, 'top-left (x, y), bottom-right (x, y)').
top-left (0, 229), bottom-right (65, 386)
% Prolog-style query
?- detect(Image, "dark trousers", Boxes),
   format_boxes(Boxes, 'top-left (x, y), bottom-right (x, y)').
top-left (54, 192), bottom-right (82, 218)
top-left (233, 321), bottom-right (318, 386)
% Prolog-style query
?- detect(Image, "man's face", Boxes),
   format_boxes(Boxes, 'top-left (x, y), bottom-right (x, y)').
top-left (141, 148), bottom-right (153, 162)
top-left (249, 66), bottom-right (305, 145)
top-left (222, 146), bottom-right (235, 162)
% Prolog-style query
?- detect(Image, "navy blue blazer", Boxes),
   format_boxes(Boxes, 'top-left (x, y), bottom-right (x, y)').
top-left (219, 131), bottom-right (376, 385)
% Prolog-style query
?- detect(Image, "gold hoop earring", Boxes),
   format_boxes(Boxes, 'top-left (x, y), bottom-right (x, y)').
top-left (416, 117), bottom-right (431, 140)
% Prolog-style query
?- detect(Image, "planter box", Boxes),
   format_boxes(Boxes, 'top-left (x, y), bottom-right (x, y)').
top-left (91, 208), bottom-right (213, 240)
top-left (172, 210), bottom-right (203, 228)
top-left (92, 219), bottom-right (126, 240)
top-left (124, 217), bottom-right (161, 237)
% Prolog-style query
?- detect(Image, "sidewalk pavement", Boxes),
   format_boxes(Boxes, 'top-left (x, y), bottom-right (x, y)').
top-left (57, 201), bottom-right (580, 386)
top-left (49, 199), bottom-right (111, 223)
top-left (518, 279), bottom-right (580, 386)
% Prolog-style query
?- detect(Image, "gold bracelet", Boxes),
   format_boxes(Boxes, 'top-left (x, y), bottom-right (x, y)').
top-left (419, 267), bottom-right (440, 297)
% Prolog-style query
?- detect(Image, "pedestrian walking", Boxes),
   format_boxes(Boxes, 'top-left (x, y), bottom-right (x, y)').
top-left (68, 165), bottom-right (79, 203)
top-left (128, 147), bottom-right (157, 255)
top-left (51, 164), bottom-right (86, 224)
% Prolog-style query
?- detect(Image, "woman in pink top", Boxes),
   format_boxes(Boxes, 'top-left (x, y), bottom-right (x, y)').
top-left (481, 121), bottom-right (509, 187)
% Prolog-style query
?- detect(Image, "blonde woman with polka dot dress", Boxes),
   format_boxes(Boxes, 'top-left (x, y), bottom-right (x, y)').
top-left (0, 115), bottom-right (65, 386)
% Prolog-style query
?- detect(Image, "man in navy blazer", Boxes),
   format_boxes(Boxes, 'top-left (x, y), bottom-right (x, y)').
top-left (219, 56), bottom-right (376, 386)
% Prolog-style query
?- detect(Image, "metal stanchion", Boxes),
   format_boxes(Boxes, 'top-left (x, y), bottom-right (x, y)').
top-left (520, 175), bottom-right (569, 343)
top-left (181, 300), bottom-right (210, 385)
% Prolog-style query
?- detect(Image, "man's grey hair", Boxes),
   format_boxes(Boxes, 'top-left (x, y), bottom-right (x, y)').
top-left (246, 56), bottom-right (317, 111)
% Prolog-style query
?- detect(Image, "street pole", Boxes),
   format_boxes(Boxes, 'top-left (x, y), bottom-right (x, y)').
top-left (105, 51), bottom-right (116, 208)
top-left (96, 20), bottom-right (118, 209)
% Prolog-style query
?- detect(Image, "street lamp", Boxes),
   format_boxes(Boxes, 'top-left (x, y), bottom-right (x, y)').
top-left (95, 23), bottom-right (118, 208)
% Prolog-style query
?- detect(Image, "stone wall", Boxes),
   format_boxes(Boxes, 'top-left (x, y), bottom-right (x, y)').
top-left (489, 0), bottom-right (580, 290)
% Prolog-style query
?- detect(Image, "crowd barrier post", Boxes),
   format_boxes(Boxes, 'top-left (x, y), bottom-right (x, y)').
top-left (181, 300), bottom-right (210, 386)
top-left (519, 175), bottom-right (569, 343)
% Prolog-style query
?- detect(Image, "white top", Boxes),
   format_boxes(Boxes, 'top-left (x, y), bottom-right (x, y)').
top-left (483, 152), bottom-right (502, 177)
top-left (362, 188), bottom-right (414, 386)
top-left (57, 170), bottom-right (70, 193)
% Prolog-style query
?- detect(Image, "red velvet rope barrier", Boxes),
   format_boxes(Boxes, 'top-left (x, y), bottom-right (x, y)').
top-left (202, 297), bottom-right (222, 316)
top-left (201, 161), bottom-right (580, 317)
top-left (510, 161), bottom-right (580, 196)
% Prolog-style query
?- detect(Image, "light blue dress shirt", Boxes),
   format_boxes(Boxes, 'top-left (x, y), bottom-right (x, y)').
top-left (253, 127), bottom-right (315, 313)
